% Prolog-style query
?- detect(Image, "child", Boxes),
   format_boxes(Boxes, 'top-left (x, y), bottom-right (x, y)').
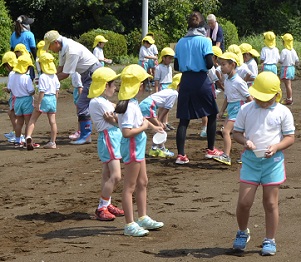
top-left (139, 73), bottom-right (181, 158)
top-left (35, 40), bottom-right (46, 86)
top-left (92, 35), bottom-right (112, 67)
top-left (279, 33), bottom-right (299, 105)
top-left (115, 64), bottom-right (164, 237)
top-left (232, 71), bottom-right (295, 256)
top-left (153, 47), bottom-right (175, 131)
top-left (213, 52), bottom-right (252, 166)
top-left (88, 67), bottom-right (124, 221)
top-left (260, 31), bottom-right (280, 75)
top-left (14, 43), bottom-right (35, 81)
top-left (239, 43), bottom-right (260, 87)
top-left (146, 32), bottom-right (159, 80)
top-left (7, 54), bottom-right (35, 148)
top-left (26, 52), bottom-right (60, 150)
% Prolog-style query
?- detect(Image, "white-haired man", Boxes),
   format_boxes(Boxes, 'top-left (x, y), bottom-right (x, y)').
top-left (206, 14), bottom-right (225, 52)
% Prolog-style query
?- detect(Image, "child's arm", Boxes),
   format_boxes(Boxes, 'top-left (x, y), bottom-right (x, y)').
top-left (154, 80), bottom-right (159, 93)
top-left (122, 118), bottom-right (149, 138)
top-left (265, 134), bottom-right (295, 158)
top-left (245, 95), bottom-right (253, 102)
top-left (103, 112), bottom-right (118, 126)
top-left (233, 131), bottom-right (256, 150)
top-left (36, 91), bottom-right (45, 111)
top-left (217, 97), bottom-right (228, 119)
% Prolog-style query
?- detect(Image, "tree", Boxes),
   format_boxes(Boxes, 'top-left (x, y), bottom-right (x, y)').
top-left (0, 0), bottom-right (12, 55)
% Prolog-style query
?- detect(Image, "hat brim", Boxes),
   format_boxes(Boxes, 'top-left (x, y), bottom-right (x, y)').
top-left (118, 82), bottom-right (141, 100)
top-left (249, 86), bottom-right (278, 102)
top-left (22, 17), bottom-right (34, 25)
top-left (88, 73), bottom-right (120, 99)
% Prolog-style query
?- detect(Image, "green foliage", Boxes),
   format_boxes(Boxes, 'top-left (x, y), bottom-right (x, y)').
top-left (78, 29), bottom-right (127, 62)
top-left (218, 18), bottom-right (239, 50)
top-left (114, 55), bottom-right (138, 65)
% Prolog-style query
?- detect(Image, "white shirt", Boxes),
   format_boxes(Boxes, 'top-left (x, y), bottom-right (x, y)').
top-left (260, 47), bottom-right (280, 64)
top-left (246, 58), bottom-right (258, 77)
top-left (279, 48), bottom-right (299, 66)
top-left (149, 89), bottom-right (178, 109)
top-left (236, 63), bottom-right (253, 80)
top-left (139, 46), bottom-right (152, 62)
top-left (234, 101), bottom-right (295, 149)
top-left (118, 99), bottom-right (143, 129)
top-left (8, 72), bottom-right (34, 97)
top-left (149, 44), bottom-right (158, 56)
top-left (89, 96), bottom-right (116, 132)
top-left (38, 73), bottom-right (60, 94)
top-left (224, 74), bottom-right (250, 103)
top-left (154, 64), bottom-right (173, 84)
top-left (70, 72), bottom-right (83, 88)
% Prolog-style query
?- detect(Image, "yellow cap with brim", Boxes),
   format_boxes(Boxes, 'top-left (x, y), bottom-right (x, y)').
top-left (219, 52), bottom-right (239, 64)
top-left (239, 43), bottom-right (260, 57)
top-left (227, 44), bottom-right (243, 66)
top-left (13, 54), bottom-right (33, 74)
top-left (93, 35), bottom-right (109, 48)
top-left (43, 30), bottom-right (60, 50)
top-left (1, 51), bottom-right (17, 67)
top-left (39, 53), bottom-right (56, 74)
top-left (158, 47), bottom-right (175, 63)
top-left (168, 73), bottom-right (182, 90)
top-left (37, 40), bottom-right (46, 58)
top-left (88, 67), bottom-right (120, 98)
top-left (281, 33), bottom-right (293, 50)
top-left (249, 71), bottom-right (282, 102)
top-left (118, 64), bottom-right (152, 100)
top-left (264, 31), bottom-right (276, 48)
top-left (14, 43), bottom-right (30, 56)
top-left (142, 36), bottom-right (155, 45)
top-left (212, 46), bottom-right (222, 57)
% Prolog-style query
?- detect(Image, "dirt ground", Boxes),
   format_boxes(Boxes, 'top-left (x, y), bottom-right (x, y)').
top-left (0, 75), bottom-right (301, 262)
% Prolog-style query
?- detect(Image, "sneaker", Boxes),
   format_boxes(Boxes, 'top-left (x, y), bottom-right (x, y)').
top-left (233, 228), bottom-right (251, 251)
top-left (8, 136), bottom-right (16, 143)
top-left (166, 123), bottom-right (176, 130)
top-left (95, 207), bottom-right (115, 221)
top-left (205, 148), bottom-right (223, 159)
top-left (26, 136), bottom-right (34, 151)
top-left (136, 215), bottom-right (164, 230)
top-left (20, 135), bottom-right (26, 143)
top-left (200, 130), bottom-right (207, 137)
top-left (43, 142), bottom-right (57, 149)
top-left (159, 148), bottom-right (174, 157)
top-left (4, 131), bottom-right (15, 140)
top-left (107, 204), bottom-right (124, 217)
top-left (213, 153), bottom-right (231, 166)
top-left (175, 154), bottom-right (189, 164)
top-left (236, 158), bottom-right (242, 164)
top-left (261, 238), bottom-right (276, 256)
top-left (124, 222), bottom-right (149, 237)
top-left (69, 131), bottom-right (81, 140)
top-left (282, 98), bottom-right (293, 105)
top-left (149, 148), bottom-right (159, 157)
top-left (14, 142), bottom-right (24, 148)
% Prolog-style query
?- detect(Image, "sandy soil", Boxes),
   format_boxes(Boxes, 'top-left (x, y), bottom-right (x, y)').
top-left (0, 77), bottom-right (301, 262)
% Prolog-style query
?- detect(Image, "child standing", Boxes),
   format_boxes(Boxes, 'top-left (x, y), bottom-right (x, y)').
top-left (146, 32), bottom-right (159, 80)
top-left (14, 43), bottom-right (35, 81)
top-left (26, 52), bottom-right (60, 150)
top-left (260, 31), bottom-right (280, 75)
top-left (279, 33), bottom-right (299, 105)
top-left (213, 52), bottom-right (252, 166)
top-left (88, 67), bottom-right (124, 221)
top-left (92, 35), bottom-right (112, 67)
top-left (232, 71), bottom-right (295, 256)
top-left (115, 64), bottom-right (164, 237)
top-left (7, 54), bottom-right (35, 148)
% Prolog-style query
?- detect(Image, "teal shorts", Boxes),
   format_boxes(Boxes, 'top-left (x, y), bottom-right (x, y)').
top-left (262, 64), bottom-right (277, 75)
top-left (227, 101), bottom-right (243, 121)
top-left (280, 66), bottom-right (295, 80)
top-left (138, 60), bottom-right (149, 71)
top-left (40, 94), bottom-right (57, 113)
top-left (73, 87), bottom-right (80, 105)
top-left (139, 97), bottom-right (158, 118)
top-left (13, 96), bottom-right (34, 116)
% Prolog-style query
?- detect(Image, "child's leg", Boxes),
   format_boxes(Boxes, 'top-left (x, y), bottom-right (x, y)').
top-left (7, 109), bottom-right (17, 131)
top-left (262, 185), bottom-right (279, 239)
top-left (47, 113), bottom-right (57, 142)
top-left (222, 120), bottom-right (234, 156)
top-left (135, 159), bottom-right (148, 218)
top-left (23, 115), bottom-right (32, 138)
top-left (15, 116), bottom-right (24, 140)
top-left (283, 79), bottom-right (292, 99)
top-left (27, 110), bottom-right (42, 138)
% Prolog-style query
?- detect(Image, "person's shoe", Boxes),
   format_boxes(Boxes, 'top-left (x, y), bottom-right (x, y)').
top-left (261, 238), bottom-right (276, 256)
top-left (4, 131), bottom-right (15, 140)
top-left (158, 148), bottom-right (174, 157)
top-left (136, 215), bottom-right (164, 230)
top-left (282, 98), bottom-right (293, 105)
top-left (107, 204), bottom-right (124, 217)
top-left (20, 135), bottom-right (26, 143)
top-left (164, 125), bottom-right (171, 131)
top-left (236, 158), bottom-right (242, 164)
top-left (14, 142), bottom-right (24, 148)
top-left (95, 207), bottom-right (115, 221)
top-left (166, 123), bottom-right (176, 130)
top-left (200, 130), bottom-right (207, 137)
top-left (124, 222), bottom-right (149, 237)
top-left (149, 148), bottom-right (159, 157)
top-left (175, 154), bottom-right (189, 164)
top-left (8, 136), bottom-right (16, 143)
top-left (213, 153), bottom-right (231, 165)
top-left (43, 142), bottom-right (57, 149)
top-left (69, 131), bottom-right (81, 140)
top-left (205, 148), bottom-right (223, 159)
top-left (216, 126), bottom-right (224, 138)
top-left (233, 228), bottom-right (250, 251)
top-left (26, 136), bottom-right (34, 151)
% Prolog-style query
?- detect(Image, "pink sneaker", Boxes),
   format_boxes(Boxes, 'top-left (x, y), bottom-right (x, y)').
top-left (205, 148), bottom-right (223, 159)
top-left (175, 154), bottom-right (189, 164)
top-left (69, 131), bottom-right (81, 140)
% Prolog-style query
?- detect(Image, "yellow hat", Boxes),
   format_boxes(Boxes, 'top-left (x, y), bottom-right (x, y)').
top-left (118, 64), bottom-right (152, 100)
top-left (212, 46), bottom-right (222, 57)
top-left (43, 30), bottom-right (60, 50)
top-left (239, 43), bottom-right (260, 57)
top-left (227, 44), bottom-right (243, 66)
top-left (37, 40), bottom-right (46, 58)
top-left (88, 67), bottom-right (120, 98)
top-left (264, 31), bottom-right (276, 48)
top-left (219, 52), bottom-right (239, 64)
top-left (93, 35), bottom-right (108, 48)
top-left (14, 43), bottom-right (30, 56)
top-left (13, 54), bottom-right (33, 74)
top-left (281, 33), bottom-right (293, 50)
top-left (1, 51), bottom-right (17, 67)
top-left (39, 53), bottom-right (56, 74)
top-left (142, 36), bottom-right (155, 45)
top-left (249, 71), bottom-right (281, 102)
top-left (168, 73), bottom-right (182, 90)
top-left (158, 47), bottom-right (175, 63)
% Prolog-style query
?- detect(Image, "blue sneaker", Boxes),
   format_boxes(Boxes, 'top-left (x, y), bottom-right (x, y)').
top-left (261, 239), bottom-right (276, 256)
top-left (136, 215), bottom-right (164, 230)
top-left (233, 229), bottom-right (250, 251)
top-left (159, 148), bottom-right (174, 157)
top-left (124, 222), bottom-right (149, 237)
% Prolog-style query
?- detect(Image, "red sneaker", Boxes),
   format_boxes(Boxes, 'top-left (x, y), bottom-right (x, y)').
top-left (205, 148), bottom-right (223, 159)
top-left (95, 207), bottom-right (115, 221)
top-left (107, 204), bottom-right (124, 217)
top-left (175, 154), bottom-right (189, 164)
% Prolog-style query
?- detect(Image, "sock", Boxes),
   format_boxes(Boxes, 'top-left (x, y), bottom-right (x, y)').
top-left (98, 196), bottom-right (110, 209)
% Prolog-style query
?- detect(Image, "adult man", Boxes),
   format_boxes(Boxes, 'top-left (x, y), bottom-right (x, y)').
top-left (43, 30), bottom-right (101, 144)
top-left (206, 14), bottom-right (225, 52)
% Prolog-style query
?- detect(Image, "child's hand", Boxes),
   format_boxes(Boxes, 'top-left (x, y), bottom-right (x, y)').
top-left (153, 126), bottom-right (164, 133)
top-left (265, 145), bottom-right (277, 158)
top-left (2, 87), bottom-right (9, 93)
top-left (141, 118), bottom-right (149, 129)
top-left (103, 112), bottom-right (116, 123)
top-left (244, 140), bottom-right (256, 150)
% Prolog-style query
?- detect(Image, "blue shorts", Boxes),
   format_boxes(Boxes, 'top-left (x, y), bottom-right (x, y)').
top-left (40, 94), bottom-right (57, 113)
top-left (8, 94), bottom-right (14, 110)
top-left (240, 150), bottom-right (286, 186)
top-left (13, 96), bottom-right (34, 116)
top-left (159, 83), bottom-right (170, 91)
top-left (148, 59), bottom-right (155, 69)
top-left (120, 132), bottom-right (147, 164)
top-left (227, 101), bottom-right (243, 121)
top-left (262, 64), bottom-right (277, 75)
top-left (280, 66), bottom-right (295, 80)
top-left (97, 126), bottom-right (122, 163)
top-left (73, 87), bottom-right (80, 105)
top-left (139, 97), bottom-right (158, 118)
top-left (138, 60), bottom-right (149, 71)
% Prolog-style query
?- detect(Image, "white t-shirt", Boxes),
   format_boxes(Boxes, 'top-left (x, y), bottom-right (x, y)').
top-left (118, 99), bottom-right (143, 129)
top-left (38, 73), bottom-right (60, 94)
top-left (246, 58), bottom-right (258, 77)
top-left (139, 46), bottom-right (152, 62)
top-left (236, 63), bottom-right (253, 80)
top-left (150, 89), bottom-right (178, 109)
top-left (154, 64), bottom-right (173, 84)
top-left (224, 74), bottom-right (250, 103)
top-left (260, 47), bottom-right (280, 64)
top-left (149, 44), bottom-right (158, 56)
top-left (89, 96), bottom-right (116, 132)
top-left (70, 72), bottom-right (83, 88)
top-left (8, 72), bottom-right (34, 97)
top-left (279, 48), bottom-right (299, 66)
top-left (234, 101), bottom-right (295, 149)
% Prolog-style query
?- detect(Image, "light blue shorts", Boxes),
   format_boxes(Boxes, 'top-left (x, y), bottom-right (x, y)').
top-left (13, 96), bottom-right (34, 116)
top-left (139, 97), bottom-right (158, 118)
top-left (240, 150), bottom-right (286, 186)
top-left (148, 59), bottom-right (155, 68)
top-left (40, 94), bottom-right (57, 113)
top-left (159, 83), bottom-right (171, 91)
top-left (97, 126), bottom-right (122, 163)
top-left (120, 132), bottom-right (147, 164)
top-left (138, 60), bottom-right (149, 71)
top-left (227, 101), bottom-right (243, 121)
top-left (73, 87), bottom-right (80, 105)
top-left (8, 94), bottom-right (13, 110)
top-left (280, 66), bottom-right (295, 80)
top-left (262, 64), bottom-right (277, 75)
